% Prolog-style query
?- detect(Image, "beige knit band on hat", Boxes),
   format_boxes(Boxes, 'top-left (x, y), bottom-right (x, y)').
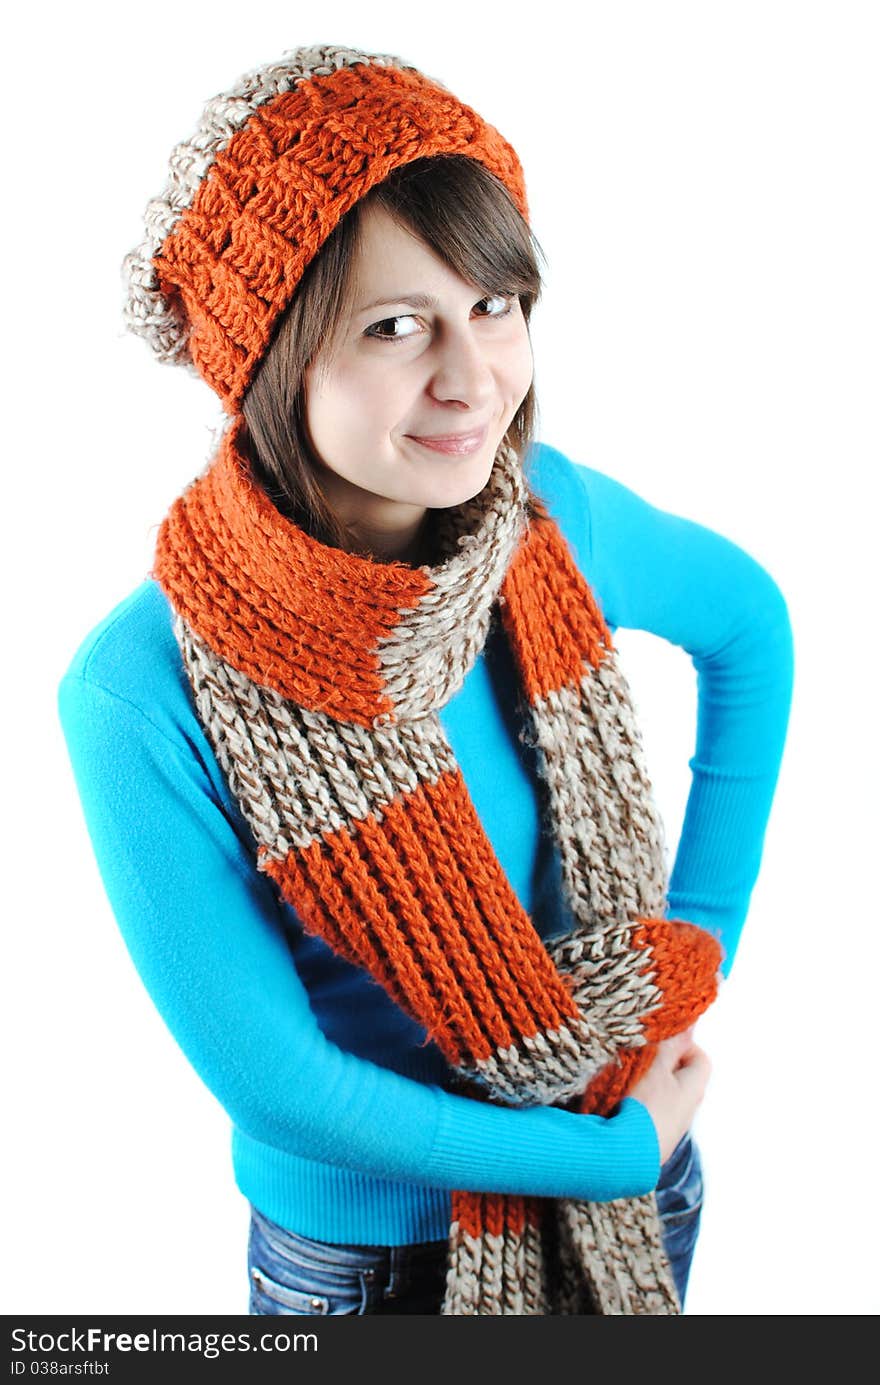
top-left (121, 43), bottom-right (529, 413)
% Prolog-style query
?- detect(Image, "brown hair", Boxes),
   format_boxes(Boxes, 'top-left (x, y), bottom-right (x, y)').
top-left (239, 154), bottom-right (545, 553)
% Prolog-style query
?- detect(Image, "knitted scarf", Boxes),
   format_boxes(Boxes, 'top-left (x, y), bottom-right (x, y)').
top-left (154, 417), bottom-right (722, 1315)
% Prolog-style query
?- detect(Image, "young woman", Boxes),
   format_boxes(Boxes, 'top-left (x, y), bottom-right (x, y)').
top-left (58, 44), bottom-right (794, 1316)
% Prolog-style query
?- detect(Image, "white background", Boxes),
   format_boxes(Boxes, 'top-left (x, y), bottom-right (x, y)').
top-left (4, 0), bottom-right (877, 1317)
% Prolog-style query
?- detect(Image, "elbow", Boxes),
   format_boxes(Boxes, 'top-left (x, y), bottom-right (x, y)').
top-left (713, 555), bottom-right (796, 696)
top-left (757, 568), bottom-right (795, 704)
top-left (693, 556), bottom-right (796, 761)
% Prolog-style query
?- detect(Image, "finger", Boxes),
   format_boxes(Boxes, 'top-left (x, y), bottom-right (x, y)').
top-left (676, 1046), bottom-right (712, 1095)
top-left (661, 1029), bottom-right (695, 1064)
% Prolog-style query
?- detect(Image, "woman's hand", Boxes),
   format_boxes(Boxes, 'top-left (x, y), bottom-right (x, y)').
top-left (629, 1028), bottom-right (711, 1165)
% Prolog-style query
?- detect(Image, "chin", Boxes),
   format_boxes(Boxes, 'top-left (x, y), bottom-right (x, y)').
top-left (418, 450), bottom-right (499, 511)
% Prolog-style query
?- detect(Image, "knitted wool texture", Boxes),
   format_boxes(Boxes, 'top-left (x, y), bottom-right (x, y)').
top-left (122, 44), bottom-right (527, 412)
top-left (153, 417), bottom-right (723, 1315)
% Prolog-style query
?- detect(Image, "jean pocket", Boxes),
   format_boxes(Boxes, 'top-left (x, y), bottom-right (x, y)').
top-left (249, 1267), bottom-right (331, 1316)
top-left (248, 1215), bottom-right (375, 1316)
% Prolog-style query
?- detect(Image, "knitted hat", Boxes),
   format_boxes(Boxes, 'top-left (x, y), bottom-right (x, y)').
top-left (122, 44), bottom-right (529, 414)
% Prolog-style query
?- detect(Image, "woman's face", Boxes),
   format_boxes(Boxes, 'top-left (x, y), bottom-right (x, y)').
top-left (304, 202), bottom-right (534, 555)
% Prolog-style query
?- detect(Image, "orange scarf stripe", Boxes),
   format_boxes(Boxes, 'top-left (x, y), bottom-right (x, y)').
top-left (423, 772), bottom-right (585, 1035)
top-left (390, 773), bottom-right (579, 1040)
top-left (157, 516), bottom-right (394, 721)
top-left (262, 764), bottom-right (590, 1067)
top-left (154, 422), bottom-right (433, 720)
top-left (452, 1190), bottom-right (539, 1241)
top-left (204, 423), bottom-right (432, 621)
top-left (580, 1044), bottom-right (658, 1116)
top-left (154, 63), bottom-right (528, 410)
top-left (357, 803), bottom-right (515, 1047)
top-left (500, 517), bottom-right (614, 702)
top-left (264, 833), bottom-right (476, 1066)
top-left (630, 918), bottom-right (722, 1043)
top-left (577, 920), bottom-right (722, 1113)
top-left (261, 845), bottom-right (415, 1015)
top-left (283, 812), bottom-right (497, 1065)
top-left (376, 792), bottom-right (531, 1051)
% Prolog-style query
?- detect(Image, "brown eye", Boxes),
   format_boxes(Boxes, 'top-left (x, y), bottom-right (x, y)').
top-left (365, 315), bottom-right (421, 343)
top-left (474, 294), bottom-right (516, 318)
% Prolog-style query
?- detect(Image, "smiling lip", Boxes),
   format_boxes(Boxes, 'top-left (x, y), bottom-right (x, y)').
top-left (407, 427), bottom-right (488, 455)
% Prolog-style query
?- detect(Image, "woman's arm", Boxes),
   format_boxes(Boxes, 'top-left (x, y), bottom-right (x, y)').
top-left (58, 658), bottom-right (661, 1203)
top-left (541, 450), bottom-right (795, 976)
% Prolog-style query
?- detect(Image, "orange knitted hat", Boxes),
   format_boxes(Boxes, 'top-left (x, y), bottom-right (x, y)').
top-left (122, 44), bottom-right (529, 414)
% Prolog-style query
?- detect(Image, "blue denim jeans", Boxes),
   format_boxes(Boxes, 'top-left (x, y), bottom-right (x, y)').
top-left (654, 1131), bottom-right (704, 1306)
top-left (247, 1133), bottom-right (703, 1315)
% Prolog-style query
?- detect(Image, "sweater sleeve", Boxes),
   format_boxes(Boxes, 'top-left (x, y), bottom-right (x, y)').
top-left (57, 665), bottom-right (660, 1202)
top-left (563, 459), bottom-right (794, 975)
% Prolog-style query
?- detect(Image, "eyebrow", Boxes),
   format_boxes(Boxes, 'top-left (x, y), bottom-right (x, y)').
top-left (356, 292), bottom-right (440, 314)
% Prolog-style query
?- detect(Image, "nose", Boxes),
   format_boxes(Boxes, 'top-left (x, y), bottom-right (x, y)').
top-left (426, 322), bottom-right (495, 411)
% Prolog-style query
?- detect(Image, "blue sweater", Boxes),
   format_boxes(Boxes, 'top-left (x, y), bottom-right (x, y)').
top-left (57, 443), bottom-right (794, 1245)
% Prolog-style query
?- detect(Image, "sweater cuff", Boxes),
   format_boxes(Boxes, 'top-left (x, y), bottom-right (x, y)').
top-left (424, 1090), bottom-right (660, 1202)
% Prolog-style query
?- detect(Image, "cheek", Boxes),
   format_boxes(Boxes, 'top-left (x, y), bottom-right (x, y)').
top-left (504, 328), bottom-right (534, 404)
top-left (307, 360), bottom-right (408, 437)
top-left (302, 364), bottom-right (329, 444)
